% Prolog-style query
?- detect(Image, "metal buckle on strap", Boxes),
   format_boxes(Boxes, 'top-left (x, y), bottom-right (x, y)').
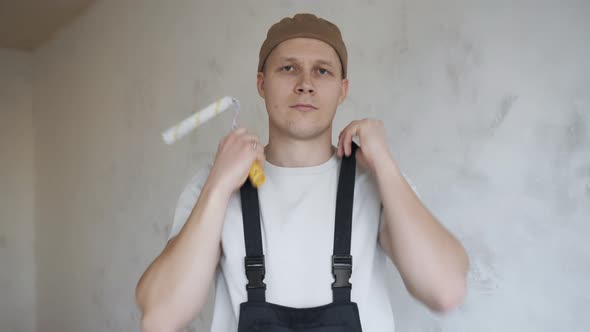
top-left (332, 254), bottom-right (353, 288)
top-left (245, 256), bottom-right (266, 290)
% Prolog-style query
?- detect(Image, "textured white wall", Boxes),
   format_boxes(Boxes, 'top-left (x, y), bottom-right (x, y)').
top-left (30, 0), bottom-right (589, 331)
top-left (0, 48), bottom-right (36, 332)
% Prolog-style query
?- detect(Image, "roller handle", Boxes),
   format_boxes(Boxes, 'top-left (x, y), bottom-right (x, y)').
top-left (248, 161), bottom-right (265, 188)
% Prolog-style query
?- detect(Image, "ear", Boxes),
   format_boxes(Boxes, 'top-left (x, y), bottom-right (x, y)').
top-left (256, 72), bottom-right (265, 99)
top-left (337, 78), bottom-right (349, 105)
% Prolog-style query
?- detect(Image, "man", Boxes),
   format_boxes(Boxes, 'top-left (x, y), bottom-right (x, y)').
top-left (136, 13), bottom-right (469, 332)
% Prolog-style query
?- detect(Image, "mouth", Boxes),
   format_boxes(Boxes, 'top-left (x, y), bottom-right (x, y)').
top-left (290, 103), bottom-right (318, 112)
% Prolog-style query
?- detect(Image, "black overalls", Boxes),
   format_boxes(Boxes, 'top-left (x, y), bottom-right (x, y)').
top-left (237, 143), bottom-right (363, 332)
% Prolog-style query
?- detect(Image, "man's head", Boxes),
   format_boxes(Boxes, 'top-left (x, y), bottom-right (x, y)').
top-left (257, 13), bottom-right (349, 142)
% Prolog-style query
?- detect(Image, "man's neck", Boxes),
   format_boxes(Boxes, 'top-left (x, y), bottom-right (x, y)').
top-left (264, 134), bottom-right (335, 168)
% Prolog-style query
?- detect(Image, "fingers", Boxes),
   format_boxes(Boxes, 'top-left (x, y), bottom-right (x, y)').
top-left (343, 131), bottom-right (352, 157)
top-left (220, 127), bottom-right (246, 146)
top-left (337, 131), bottom-right (344, 157)
top-left (337, 124), bottom-right (348, 157)
top-left (224, 128), bottom-right (257, 147)
top-left (218, 127), bottom-right (267, 169)
top-left (227, 127), bottom-right (249, 142)
top-left (340, 122), bottom-right (360, 157)
top-left (218, 128), bottom-right (264, 162)
top-left (233, 127), bottom-right (247, 135)
top-left (233, 131), bottom-right (263, 162)
top-left (240, 134), bottom-right (259, 145)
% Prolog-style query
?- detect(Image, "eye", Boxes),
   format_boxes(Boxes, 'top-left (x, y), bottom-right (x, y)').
top-left (318, 68), bottom-right (330, 75)
top-left (281, 65), bottom-right (294, 72)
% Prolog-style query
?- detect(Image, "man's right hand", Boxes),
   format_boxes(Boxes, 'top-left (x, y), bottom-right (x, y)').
top-left (206, 127), bottom-right (265, 194)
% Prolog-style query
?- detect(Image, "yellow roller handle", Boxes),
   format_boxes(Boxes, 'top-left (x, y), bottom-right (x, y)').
top-left (248, 161), bottom-right (265, 188)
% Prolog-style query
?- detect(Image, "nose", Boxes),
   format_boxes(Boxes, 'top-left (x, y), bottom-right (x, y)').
top-left (295, 73), bottom-right (315, 95)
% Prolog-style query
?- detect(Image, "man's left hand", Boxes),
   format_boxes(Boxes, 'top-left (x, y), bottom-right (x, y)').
top-left (337, 119), bottom-right (394, 173)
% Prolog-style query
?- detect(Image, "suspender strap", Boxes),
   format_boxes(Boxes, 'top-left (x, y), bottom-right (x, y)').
top-left (240, 179), bottom-right (266, 302)
top-left (332, 142), bottom-right (358, 303)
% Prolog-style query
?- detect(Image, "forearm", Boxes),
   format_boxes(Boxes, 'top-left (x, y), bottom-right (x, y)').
top-left (136, 181), bottom-right (231, 330)
top-left (374, 156), bottom-right (469, 312)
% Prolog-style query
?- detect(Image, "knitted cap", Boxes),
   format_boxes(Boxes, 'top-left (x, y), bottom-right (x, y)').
top-left (258, 13), bottom-right (348, 78)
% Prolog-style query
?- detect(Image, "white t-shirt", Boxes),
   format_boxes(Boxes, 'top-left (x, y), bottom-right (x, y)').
top-left (169, 149), bottom-right (397, 331)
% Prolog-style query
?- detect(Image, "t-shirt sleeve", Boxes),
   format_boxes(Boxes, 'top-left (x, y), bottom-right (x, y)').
top-left (167, 164), bottom-right (213, 241)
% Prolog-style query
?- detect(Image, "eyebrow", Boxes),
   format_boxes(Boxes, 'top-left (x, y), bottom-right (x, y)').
top-left (278, 57), bottom-right (335, 68)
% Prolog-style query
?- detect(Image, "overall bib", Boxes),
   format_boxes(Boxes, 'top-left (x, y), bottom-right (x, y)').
top-left (237, 143), bottom-right (363, 332)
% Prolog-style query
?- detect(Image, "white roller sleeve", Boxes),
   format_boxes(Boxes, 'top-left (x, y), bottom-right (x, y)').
top-left (162, 96), bottom-right (240, 145)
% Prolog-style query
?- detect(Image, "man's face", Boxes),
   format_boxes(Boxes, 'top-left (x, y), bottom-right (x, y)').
top-left (257, 38), bottom-right (348, 141)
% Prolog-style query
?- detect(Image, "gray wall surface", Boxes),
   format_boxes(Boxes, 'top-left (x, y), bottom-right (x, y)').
top-left (1, 0), bottom-right (589, 331)
top-left (0, 49), bottom-right (36, 332)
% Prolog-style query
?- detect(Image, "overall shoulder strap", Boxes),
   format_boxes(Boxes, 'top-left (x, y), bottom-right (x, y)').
top-left (332, 142), bottom-right (358, 303)
top-left (240, 179), bottom-right (266, 302)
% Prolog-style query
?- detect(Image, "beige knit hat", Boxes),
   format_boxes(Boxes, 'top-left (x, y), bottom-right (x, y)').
top-left (258, 13), bottom-right (348, 78)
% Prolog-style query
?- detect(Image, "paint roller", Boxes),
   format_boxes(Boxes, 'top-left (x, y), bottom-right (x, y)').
top-left (161, 96), bottom-right (265, 188)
